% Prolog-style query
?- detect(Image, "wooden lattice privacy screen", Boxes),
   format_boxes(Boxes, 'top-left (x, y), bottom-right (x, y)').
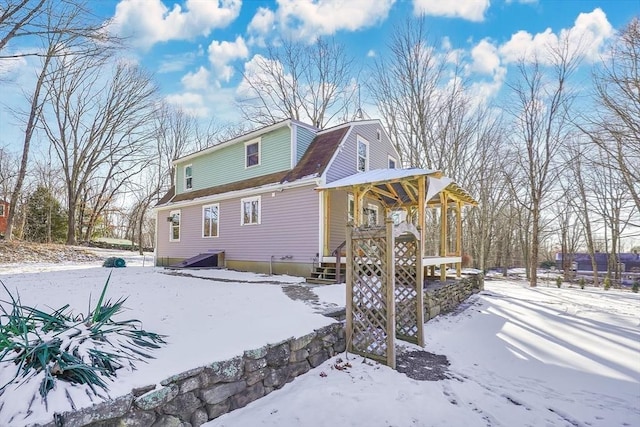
top-left (346, 220), bottom-right (424, 369)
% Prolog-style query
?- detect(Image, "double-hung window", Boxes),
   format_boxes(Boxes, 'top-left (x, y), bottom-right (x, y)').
top-left (364, 204), bottom-right (378, 226)
top-left (184, 164), bottom-right (193, 190)
top-left (203, 204), bottom-right (219, 237)
top-left (241, 196), bottom-right (261, 225)
top-left (245, 139), bottom-right (260, 168)
top-left (357, 136), bottom-right (369, 172)
top-left (169, 210), bottom-right (180, 242)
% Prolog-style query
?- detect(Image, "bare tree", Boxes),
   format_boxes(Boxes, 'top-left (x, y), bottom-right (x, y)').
top-left (155, 103), bottom-right (197, 189)
top-left (0, 145), bottom-right (16, 199)
top-left (40, 54), bottom-right (158, 245)
top-left (505, 40), bottom-right (581, 286)
top-left (0, 0), bottom-right (47, 55)
top-left (582, 18), bottom-right (640, 212)
top-left (237, 37), bottom-right (357, 129)
top-left (3, 0), bottom-right (111, 240)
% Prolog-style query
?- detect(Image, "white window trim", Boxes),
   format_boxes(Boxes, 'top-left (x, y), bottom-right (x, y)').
top-left (240, 195), bottom-right (261, 225)
top-left (245, 138), bottom-right (261, 169)
top-left (388, 155), bottom-right (397, 169)
top-left (357, 135), bottom-right (369, 172)
top-left (169, 209), bottom-right (181, 242)
top-left (184, 164), bottom-right (193, 191)
top-left (202, 203), bottom-right (220, 238)
top-left (347, 194), bottom-right (354, 222)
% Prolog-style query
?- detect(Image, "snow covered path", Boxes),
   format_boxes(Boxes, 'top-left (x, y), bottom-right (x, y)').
top-left (207, 280), bottom-right (640, 427)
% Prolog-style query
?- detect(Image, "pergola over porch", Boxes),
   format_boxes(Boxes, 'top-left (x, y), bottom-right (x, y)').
top-left (317, 168), bottom-right (477, 281)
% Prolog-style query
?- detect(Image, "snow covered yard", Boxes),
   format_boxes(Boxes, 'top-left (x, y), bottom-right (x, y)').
top-left (0, 251), bottom-right (638, 427)
top-left (208, 280), bottom-right (640, 427)
top-left (0, 257), bottom-right (334, 426)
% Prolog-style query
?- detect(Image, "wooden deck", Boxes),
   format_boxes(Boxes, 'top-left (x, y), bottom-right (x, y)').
top-left (321, 256), bottom-right (461, 266)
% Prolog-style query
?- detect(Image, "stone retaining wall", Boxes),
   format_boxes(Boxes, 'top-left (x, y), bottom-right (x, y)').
top-left (424, 274), bottom-right (484, 321)
top-left (34, 323), bottom-right (345, 427)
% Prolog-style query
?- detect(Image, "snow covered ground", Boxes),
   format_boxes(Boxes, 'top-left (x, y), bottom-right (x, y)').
top-left (208, 280), bottom-right (640, 427)
top-left (0, 250), bottom-right (638, 426)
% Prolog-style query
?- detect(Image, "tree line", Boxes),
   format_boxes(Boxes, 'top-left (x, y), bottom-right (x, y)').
top-left (1, 1), bottom-right (638, 286)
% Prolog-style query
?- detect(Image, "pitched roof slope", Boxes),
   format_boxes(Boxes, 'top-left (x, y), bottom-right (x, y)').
top-left (283, 126), bottom-right (349, 182)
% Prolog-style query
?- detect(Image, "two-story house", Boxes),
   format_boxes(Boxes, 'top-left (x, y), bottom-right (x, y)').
top-left (154, 118), bottom-right (475, 279)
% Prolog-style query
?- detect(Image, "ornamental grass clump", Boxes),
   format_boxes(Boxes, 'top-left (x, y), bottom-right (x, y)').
top-left (0, 273), bottom-right (166, 404)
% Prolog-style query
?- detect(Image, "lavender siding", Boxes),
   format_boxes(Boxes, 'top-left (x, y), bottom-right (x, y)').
top-left (325, 122), bottom-right (400, 183)
top-left (156, 184), bottom-right (320, 265)
top-left (296, 125), bottom-right (317, 163)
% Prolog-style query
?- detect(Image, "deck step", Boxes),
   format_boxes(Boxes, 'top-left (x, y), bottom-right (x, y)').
top-left (306, 264), bottom-right (346, 284)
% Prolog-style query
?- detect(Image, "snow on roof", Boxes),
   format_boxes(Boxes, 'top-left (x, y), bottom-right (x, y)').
top-left (317, 168), bottom-right (440, 190)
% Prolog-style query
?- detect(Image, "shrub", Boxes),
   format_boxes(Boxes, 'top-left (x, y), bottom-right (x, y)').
top-left (603, 277), bottom-right (611, 290)
top-left (579, 277), bottom-right (585, 290)
top-left (633, 281), bottom-right (639, 293)
top-left (555, 276), bottom-right (562, 288)
top-left (0, 273), bottom-right (165, 403)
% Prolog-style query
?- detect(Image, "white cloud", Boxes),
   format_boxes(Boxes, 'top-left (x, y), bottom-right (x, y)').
top-left (367, 50), bottom-right (376, 58)
top-left (208, 36), bottom-right (249, 82)
top-left (470, 39), bottom-right (501, 75)
top-left (412, 0), bottom-right (489, 22)
top-left (499, 8), bottom-right (613, 64)
top-left (165, 92), bottom-right (209, 117)
top-left (249, 0), bottom-right (396, 41)
top-left (111, 0), bottom-right (241, 49)
top-left (181, 66), bottom-right (211, 90)
top-left (247, 7), bottom-right (275, 46)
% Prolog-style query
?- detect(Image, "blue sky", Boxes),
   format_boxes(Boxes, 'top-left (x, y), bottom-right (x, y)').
top-left (1, 0), bottom-right (638, 146)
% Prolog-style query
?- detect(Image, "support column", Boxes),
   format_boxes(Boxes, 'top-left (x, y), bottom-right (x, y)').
top-left (440, 192), bottom-right (448, 282)
top-left (456, 201), bottom-right (462, 278)
top-left (385, 218), bottom-right (396, 369)
top-left (345, 223), bottom-right (353, 353)
top-left (322, 190), bottom-right (330, 257)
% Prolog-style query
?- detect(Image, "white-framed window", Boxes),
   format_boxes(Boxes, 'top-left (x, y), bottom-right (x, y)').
top-left (202, 204), bottom-right (219, 238)
top-left (0, 204), bottom-right (4, 217)
top-left (184, 164), bottom-right (193, 190)
top-left (388, 156), bottom-right (397, 169)
top-left (241, 196), bottom-right (261, 225)
top-left (364, 204), bottom-right (378, 226)
top-left (169, 210), bottom-right (181, 242)
top-left (245, 138), bottom-right (261, 168)
top-left (357, 136), bottom-right (369, 172)
top-left (348, 194), bottom-right (354, 222)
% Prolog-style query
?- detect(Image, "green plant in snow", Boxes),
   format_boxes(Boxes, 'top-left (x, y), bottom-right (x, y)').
top-left (632, 280), bottom-right (639, 293)
top-left (0, 273), bottom-right (166, 402)
top-left (604, 276), bottom-right (611, 290)
top-left (579, 277), bottom-right (585, 290)
top-left (555, 276), bottom-right (562, 288)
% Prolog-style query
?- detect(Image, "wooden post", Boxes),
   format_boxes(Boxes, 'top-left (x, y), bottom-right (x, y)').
top-left (354, 187), bottom-right (362, 226)
top-left (456, 200), bottom-right (462, 278)
top-left (323, 190), bottom-right (330, 257)
top-left (416, 225), bottom-right (425, 347)
top-left (440, 191), bottom-right (448, 282)
top-left (385, 218), bottom-right (396, 369)
top-left (345, 223), bottom-right (354, 353)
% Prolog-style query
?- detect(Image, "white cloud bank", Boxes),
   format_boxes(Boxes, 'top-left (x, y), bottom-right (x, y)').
top-left (208, 36), bottom-right (249, 82)
top-left (499, 8), bottom-right (614, 64)
top-left (248, 0), bottom-right (396, 42)
top-left (412, 0), bottom-right (490, 22)
top-left (111, 0), bottom-right (241, 48)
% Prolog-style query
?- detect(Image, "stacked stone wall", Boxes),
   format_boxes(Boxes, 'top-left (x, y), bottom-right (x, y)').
top-left (34, 323), bottom-right (345, 427)
top-left (424, 274), bottom-right (484, 321)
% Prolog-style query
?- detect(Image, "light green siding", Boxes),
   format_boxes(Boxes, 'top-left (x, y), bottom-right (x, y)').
top-left (296, 125), bottom-right (316, 163)
top-left (175, 126), bottom-right (292, 194)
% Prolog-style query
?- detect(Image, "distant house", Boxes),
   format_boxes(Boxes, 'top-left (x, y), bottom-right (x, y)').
top-left (0, 199), bottom-right (8, 236)
top-left (154, 119), bottom-right (476, 278)
top-left (556, 252), bottom-right (640, 273)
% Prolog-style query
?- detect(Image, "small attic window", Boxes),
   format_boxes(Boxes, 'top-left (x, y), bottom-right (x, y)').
top-left (245, 138), bottom-right (261, 168)
top-left (376, 129), bottom-right (381, 141)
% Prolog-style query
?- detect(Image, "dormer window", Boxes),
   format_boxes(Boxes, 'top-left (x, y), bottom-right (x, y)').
top-left (245, 138), bottom-right (261, 168)
top-left (184, 164), bottom-right (193, 190)
top-left (357, 136), bottom-right (369, 172)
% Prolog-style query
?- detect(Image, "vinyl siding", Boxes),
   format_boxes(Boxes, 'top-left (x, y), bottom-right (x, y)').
top-left (174, 126), bottom-right (292, 194)
top-left (296, 125), bottom-right (317, 163)
top-left (325, 122), bottom-right (399, 183)
top-left (327, 190), bottom-right (385, 254)
top-left (156, 184), bottom-right (320, 265)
